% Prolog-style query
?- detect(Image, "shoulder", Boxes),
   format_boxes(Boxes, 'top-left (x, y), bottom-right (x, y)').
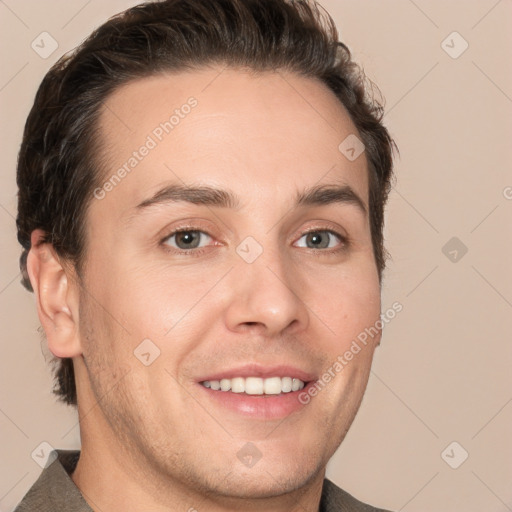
top-left (14, 450), bottom-right (92, 512)
top-left (321, 478), bottom-right (394, 512)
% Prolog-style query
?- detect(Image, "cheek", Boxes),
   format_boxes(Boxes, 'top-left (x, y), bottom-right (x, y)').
top-left (315, 266), bottom-right (380, 401)
top-left (305, 261), bottom-right (381, 345)
top-left (88, 255), bottom-right (223, 363)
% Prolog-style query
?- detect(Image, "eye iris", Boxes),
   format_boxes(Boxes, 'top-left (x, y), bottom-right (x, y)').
top-left (307, 232), bottom-right (329, 249)
top-left (176, 231), bottom-right (200, 249)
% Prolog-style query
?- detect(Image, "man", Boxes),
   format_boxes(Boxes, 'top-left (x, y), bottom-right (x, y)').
top-left (15, 0), bottom-right (396, 510)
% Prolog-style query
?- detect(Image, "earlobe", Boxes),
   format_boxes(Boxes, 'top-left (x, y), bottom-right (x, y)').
top-left (27, 229), bottom-right (82, 358)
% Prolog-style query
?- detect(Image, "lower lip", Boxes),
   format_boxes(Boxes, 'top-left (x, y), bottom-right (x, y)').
top-left (197, 383), bottom-right (311, 420)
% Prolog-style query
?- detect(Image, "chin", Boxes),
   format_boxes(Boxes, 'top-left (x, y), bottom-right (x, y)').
top-left (215, 474), bottom-right (315, 500)
top-left (200, 452), bottom-right (326, 500)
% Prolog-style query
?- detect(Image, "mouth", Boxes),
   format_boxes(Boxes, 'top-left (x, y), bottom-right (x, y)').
top-left (196, 365), bottom-right (316, 419)
top-left (201, 376), bottom-right (306, 395)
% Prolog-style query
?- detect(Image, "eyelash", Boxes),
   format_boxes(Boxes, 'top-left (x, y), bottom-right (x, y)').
top-left (160, 226), bottom-right (349, 257)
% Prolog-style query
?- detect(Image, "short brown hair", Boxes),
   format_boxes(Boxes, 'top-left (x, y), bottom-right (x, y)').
top-left (16, 0), bottom-right (396, 406)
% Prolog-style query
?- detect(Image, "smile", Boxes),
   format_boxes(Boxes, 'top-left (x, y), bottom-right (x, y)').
top-left (201, 376), bottom-right (306, 395)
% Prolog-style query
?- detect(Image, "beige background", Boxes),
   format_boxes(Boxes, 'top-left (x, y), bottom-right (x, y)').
top-left (1, 1), bottom-right (511, 510)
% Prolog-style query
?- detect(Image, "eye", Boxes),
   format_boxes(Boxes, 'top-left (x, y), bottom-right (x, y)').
top-left (163, 229), bottom-right (213, 251)
top-left (294, 230), bottom-right (344, 250)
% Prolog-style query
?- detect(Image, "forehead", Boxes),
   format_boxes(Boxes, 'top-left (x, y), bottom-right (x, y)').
top-left (94, 68), bottom-right (369, 215)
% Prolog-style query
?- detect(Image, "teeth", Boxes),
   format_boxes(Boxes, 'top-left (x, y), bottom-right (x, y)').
top-left (220, 378), bottom-right (231, 391)
top-left (282, 377), bottom-right (292, 393)
top-left (263, 377), bottom-right (282, 395)
top-left (291, 378), bottom-right (303, 392)
top-left (201, 376), bottom-right (306, 395)
top-left (231, 377), bottom-right (245, 393)
top-left (245, 377), bottom-right (263, 395)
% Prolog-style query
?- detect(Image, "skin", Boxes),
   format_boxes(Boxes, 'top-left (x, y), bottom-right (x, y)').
top-left (28, 67), bottom-right (382, 512)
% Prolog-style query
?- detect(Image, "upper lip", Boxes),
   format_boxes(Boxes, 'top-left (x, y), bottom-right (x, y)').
top-left (197, 364), bottom-right (317, 383)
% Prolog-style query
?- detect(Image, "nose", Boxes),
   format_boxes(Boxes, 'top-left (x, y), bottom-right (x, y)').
top-left (223, 249), bottom-right (310, 337)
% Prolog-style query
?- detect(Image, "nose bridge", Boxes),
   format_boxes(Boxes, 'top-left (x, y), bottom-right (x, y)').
top-left (223, 235), bottom-right (309, 335)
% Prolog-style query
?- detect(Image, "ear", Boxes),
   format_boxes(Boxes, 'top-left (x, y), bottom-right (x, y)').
top-left (26, 229), bottom-right (82, 358)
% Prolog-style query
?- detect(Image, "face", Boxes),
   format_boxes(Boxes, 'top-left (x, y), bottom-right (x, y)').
top-left (75, 68), bottom-right (381, 500)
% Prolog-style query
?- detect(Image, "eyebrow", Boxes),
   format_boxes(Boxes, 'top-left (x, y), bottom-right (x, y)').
top-left (133, 183), bottom-right (367, 216)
